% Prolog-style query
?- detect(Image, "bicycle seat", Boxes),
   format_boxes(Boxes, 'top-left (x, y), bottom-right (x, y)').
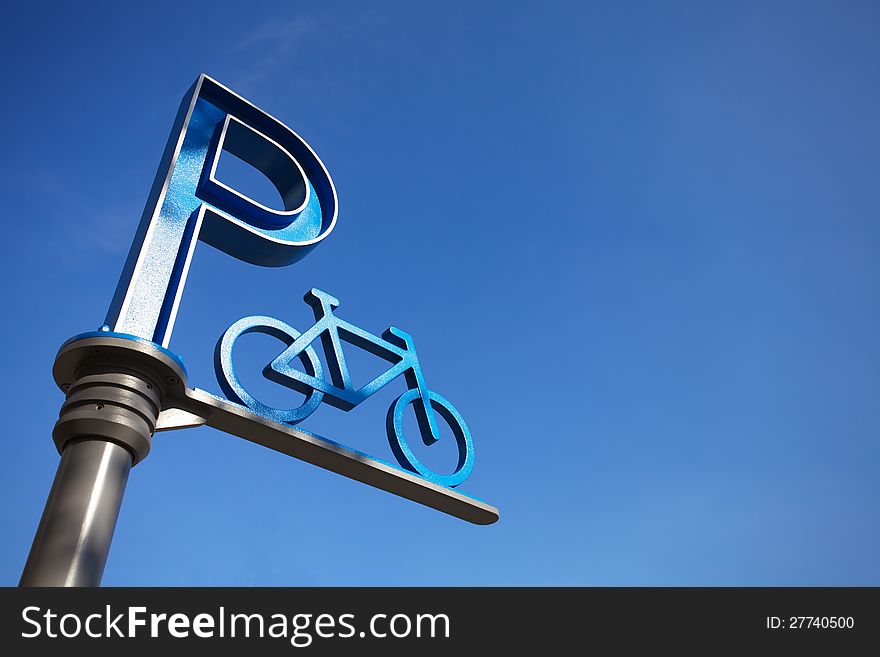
top-left (304, 288), bottom-right (340, 310)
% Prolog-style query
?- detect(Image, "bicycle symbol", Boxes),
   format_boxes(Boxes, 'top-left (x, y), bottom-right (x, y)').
top-left (215, 289), bottom-right (474, 487)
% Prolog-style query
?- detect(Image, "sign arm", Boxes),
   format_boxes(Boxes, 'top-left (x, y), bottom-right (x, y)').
top-left (162, 387), bottom-right (498, 526)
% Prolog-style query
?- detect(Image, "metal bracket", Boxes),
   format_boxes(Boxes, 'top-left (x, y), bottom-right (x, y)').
top-left (163, 388), bottom-right (499, 525)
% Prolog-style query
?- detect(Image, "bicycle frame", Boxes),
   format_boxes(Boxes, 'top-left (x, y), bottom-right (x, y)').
top-left (266, 289), bottom-right (442, 444)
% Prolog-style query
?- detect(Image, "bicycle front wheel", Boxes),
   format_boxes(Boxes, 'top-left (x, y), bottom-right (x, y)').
top-left (386, 389), bottom-right (474, 488)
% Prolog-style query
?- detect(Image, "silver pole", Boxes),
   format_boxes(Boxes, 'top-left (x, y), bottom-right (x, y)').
top-left (21, 335), bottom-right (185, 587)
top-left (20, 440), bottom-right (132, 587)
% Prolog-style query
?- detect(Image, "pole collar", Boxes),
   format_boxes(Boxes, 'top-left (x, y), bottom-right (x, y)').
top-left (51, 332), bottom-right (188, 464)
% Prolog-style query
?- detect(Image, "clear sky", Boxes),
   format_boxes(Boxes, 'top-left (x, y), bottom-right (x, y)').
top-left (1, 0), bottom-right (879, 585)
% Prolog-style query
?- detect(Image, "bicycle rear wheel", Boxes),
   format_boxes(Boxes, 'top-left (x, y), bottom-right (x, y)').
top-left (215, 316), bottom-right (324, 424)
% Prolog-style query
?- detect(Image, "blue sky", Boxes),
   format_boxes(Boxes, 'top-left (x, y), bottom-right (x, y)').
top-left (2, 0), bottom-right (879, 585)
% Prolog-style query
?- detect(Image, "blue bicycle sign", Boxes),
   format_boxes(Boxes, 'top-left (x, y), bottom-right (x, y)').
top-left (215, 289), bottom-right (474, 487)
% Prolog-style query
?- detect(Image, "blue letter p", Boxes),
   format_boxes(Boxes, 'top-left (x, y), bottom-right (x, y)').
top-left (104, 75), bottom-right (338, 347)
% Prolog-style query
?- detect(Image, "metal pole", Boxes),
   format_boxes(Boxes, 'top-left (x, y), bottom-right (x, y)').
top-left (20, 334), bottom-right (186, 587)
top-left (20, 440), bottom-right (132, 587)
